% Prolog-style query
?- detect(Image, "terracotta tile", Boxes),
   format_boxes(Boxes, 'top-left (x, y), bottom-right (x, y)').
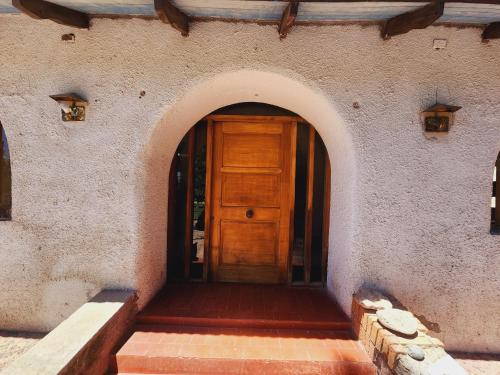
top-left (184, 358), bottom-right (243, 374)
top-left (136, 283), bottom-right (350, 329)
top-left (112, 283), bottom-right (378, 375)
top-left (307, 346), bottom-right (341, 362)
top-left (241, 360), bottom-right (297, 375)
top-left (212, 345), bottom-right (242, 359)
top-left (127, 330), bottom-right (152, 343)
top-left (147, 343), bottom-right (180, 357)
top-left (241, 345), bottom-right (281, 360)
top-left (274, 346), bottom-right (311, 361)
top-left (338, 349), bottom-right (371, 363)
top-left (244, 335), bottom-right (281, 347)
top-left (159, 331), bottom-right (193, 345)
top-left (177, 344), bottom-right (217, 358)
top-left (330, 361), bottom-right (376, 375)
top-left (116, 342), bottom-right (150, 356)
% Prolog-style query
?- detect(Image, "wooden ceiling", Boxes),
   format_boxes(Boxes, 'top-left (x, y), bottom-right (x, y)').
top-left (3, 0), bottom-right (500, 40)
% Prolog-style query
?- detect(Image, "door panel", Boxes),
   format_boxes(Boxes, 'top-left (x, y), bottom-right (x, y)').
top-left (210, 116), bottom-right (296, 283)
top-left (221, 173), bottom-right (280, 207)
top-left (222, 133), bottom-right (282, 168)
top-left (220, 221), bottom-right (278, 266)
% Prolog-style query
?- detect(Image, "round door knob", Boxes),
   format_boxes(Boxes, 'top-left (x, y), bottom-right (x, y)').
top-left (246, 209), bottom-right (254, 218)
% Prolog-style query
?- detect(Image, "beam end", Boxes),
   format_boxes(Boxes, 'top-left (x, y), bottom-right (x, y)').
top-left (12, 0), bottom-right (89, 28)
top-left (482, 22), bottom-right (500, 40)
top-left (278, 1), bottom-right (299, 39)
top-left (155, 0), bottom-right (189, 37)
top-left (382, 1), bottom-right (444, 39)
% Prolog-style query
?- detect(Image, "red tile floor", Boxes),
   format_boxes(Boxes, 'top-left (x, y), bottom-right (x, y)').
top-left (110, 283), bottom-right (375, 375)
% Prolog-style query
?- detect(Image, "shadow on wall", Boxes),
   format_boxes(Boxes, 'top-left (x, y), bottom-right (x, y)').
top-left (135, 69), bottom-right (358, 314)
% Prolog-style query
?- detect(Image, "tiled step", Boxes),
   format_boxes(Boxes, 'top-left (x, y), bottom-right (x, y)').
top-left (136, 314), bottom-right (351, 331)
top-left (136, 284), bottom-right (352, 331)
top-left (110, 324), bottom-right (375, 375)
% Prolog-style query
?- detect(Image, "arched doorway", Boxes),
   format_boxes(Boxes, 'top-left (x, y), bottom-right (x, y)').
top-left (167, 103), bottom-right (331, 285)
top-left (139, 70), bottom-right (355, 313)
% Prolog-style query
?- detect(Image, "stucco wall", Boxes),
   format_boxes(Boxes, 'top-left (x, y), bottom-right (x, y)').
top-left (0, 15), bottom-right (498, 352)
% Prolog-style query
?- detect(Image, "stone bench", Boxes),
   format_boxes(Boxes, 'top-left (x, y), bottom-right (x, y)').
top-left (1, 289), bottom-right (137, 375)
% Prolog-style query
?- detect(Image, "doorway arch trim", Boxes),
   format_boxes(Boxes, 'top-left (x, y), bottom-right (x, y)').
top-left (139, 69), bottom-right (357, 316)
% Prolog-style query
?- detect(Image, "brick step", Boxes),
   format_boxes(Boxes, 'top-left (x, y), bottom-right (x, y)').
top-left (136, 314), bottom-right (352, 331)
top-left (110, 325), bottom-right (375, 375)
top-left (136, 284), bottom-right (352, 333)
top-left (112, 358), bottom-right (375, 374)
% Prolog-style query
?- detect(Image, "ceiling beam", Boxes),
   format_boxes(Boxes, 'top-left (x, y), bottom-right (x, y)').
top-left (381, 1), bottom-right (445, 39)
top-left (482, 22), bottom-right (500, 40)
top-left (250, 0), bottom-right (500, 4)
top-left (12, 0), bottom-right (89, 28)
top-left (154, 0), bottom-right (189, 36)
top-left (278, 1), bottom-right (299, 39)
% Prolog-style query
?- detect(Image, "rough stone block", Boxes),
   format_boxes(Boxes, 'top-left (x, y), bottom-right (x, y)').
top-left (369, 321), bottom-right (384, 346)
top-left (387, 344), bottom-right (407, 369)
top-left (354, 288), bottom-right (393, 310)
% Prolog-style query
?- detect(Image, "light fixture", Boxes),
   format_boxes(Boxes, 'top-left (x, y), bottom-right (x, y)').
top-left (50, 93), bottom-right (88, 121)
top-left (422, 103), bottom-right (461, 132)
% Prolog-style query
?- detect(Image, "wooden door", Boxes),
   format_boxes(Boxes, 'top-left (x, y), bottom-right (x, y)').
top-left (209, 116), bottom-right (296, 283)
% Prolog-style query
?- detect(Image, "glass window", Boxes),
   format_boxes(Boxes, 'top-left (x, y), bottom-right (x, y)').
top-left (0, 122), bottom-right (11, 220)
top-left (491, 152), bottom-right (500, 234)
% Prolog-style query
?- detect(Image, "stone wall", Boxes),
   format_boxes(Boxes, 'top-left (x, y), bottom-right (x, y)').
top-left (0, 14), bottom-right (498, 352)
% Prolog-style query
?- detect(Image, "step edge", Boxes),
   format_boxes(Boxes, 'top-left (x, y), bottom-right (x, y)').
top-left (114, 356), bottom-right (376, 373)
top-left (135, 316), bottom-right (352, 330)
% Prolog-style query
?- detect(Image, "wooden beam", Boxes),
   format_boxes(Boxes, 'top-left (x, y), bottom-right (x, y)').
top-left (252, 0), bottom-right (500, 5)
top-left (321, 154), bottom-right (331, 286)
top-left (304, 125), bottom-right (315, 284)
top-left (203, 120), bottom-right (214, 282)
top-left (154, 0), bottom-right (189, 36)
top-left (287, 120), bottom-right (297, 284)
top-left (253, 0), bottom-right (500, 4)
top-left (167, 150), bottom-right (178, 279)
top-left (278, 1), bottom-right (299, 39)
top-left (381, 1), bottom-right (444, 39)
top-left (483, 22), bottom-right (500, 40)
top-left (12, 0), bottom-right (89, 28)
top-left (183, 128), bottom-right (195, 280)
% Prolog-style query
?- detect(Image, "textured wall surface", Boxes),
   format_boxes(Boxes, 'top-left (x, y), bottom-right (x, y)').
top-left (0, 15), bottom-right (498, 352)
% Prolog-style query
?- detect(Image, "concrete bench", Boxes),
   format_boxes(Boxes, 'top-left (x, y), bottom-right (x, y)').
top-left (2, 289), bottom-right (137, 375)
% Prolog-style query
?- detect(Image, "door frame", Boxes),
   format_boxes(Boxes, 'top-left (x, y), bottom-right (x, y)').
top-left (171, 114), bottom-right (331, 285)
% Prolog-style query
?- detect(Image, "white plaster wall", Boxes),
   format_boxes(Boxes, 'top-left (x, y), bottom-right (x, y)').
top-left (0, 15), bottom-right (498, 352)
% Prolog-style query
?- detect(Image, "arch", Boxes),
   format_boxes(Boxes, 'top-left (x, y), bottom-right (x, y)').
top-left (138, 70), bottom-right (357, 314)
top-left (0, 121), bottom-right (12, 220)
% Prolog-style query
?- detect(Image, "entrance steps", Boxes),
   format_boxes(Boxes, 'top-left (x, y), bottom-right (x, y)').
top-left (108, 283), bottom-right (376, 375)
top-left (110, 324), bottom-right (375, 375)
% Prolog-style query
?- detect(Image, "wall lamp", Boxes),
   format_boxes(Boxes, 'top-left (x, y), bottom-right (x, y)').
top-left (422, 103), bottom-right (461, 132)
top-left (50, 93), bottom-right (88, 121)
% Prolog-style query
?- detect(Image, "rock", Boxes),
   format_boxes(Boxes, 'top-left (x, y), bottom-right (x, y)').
top-left (377, 308), bottom-right (419, 336)
top-left (395, 355), bottom-right (427, 375)
top-left (355, 288), bottom-right (393, 310)
top-left (407, 345), bottom-right (425, 361)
